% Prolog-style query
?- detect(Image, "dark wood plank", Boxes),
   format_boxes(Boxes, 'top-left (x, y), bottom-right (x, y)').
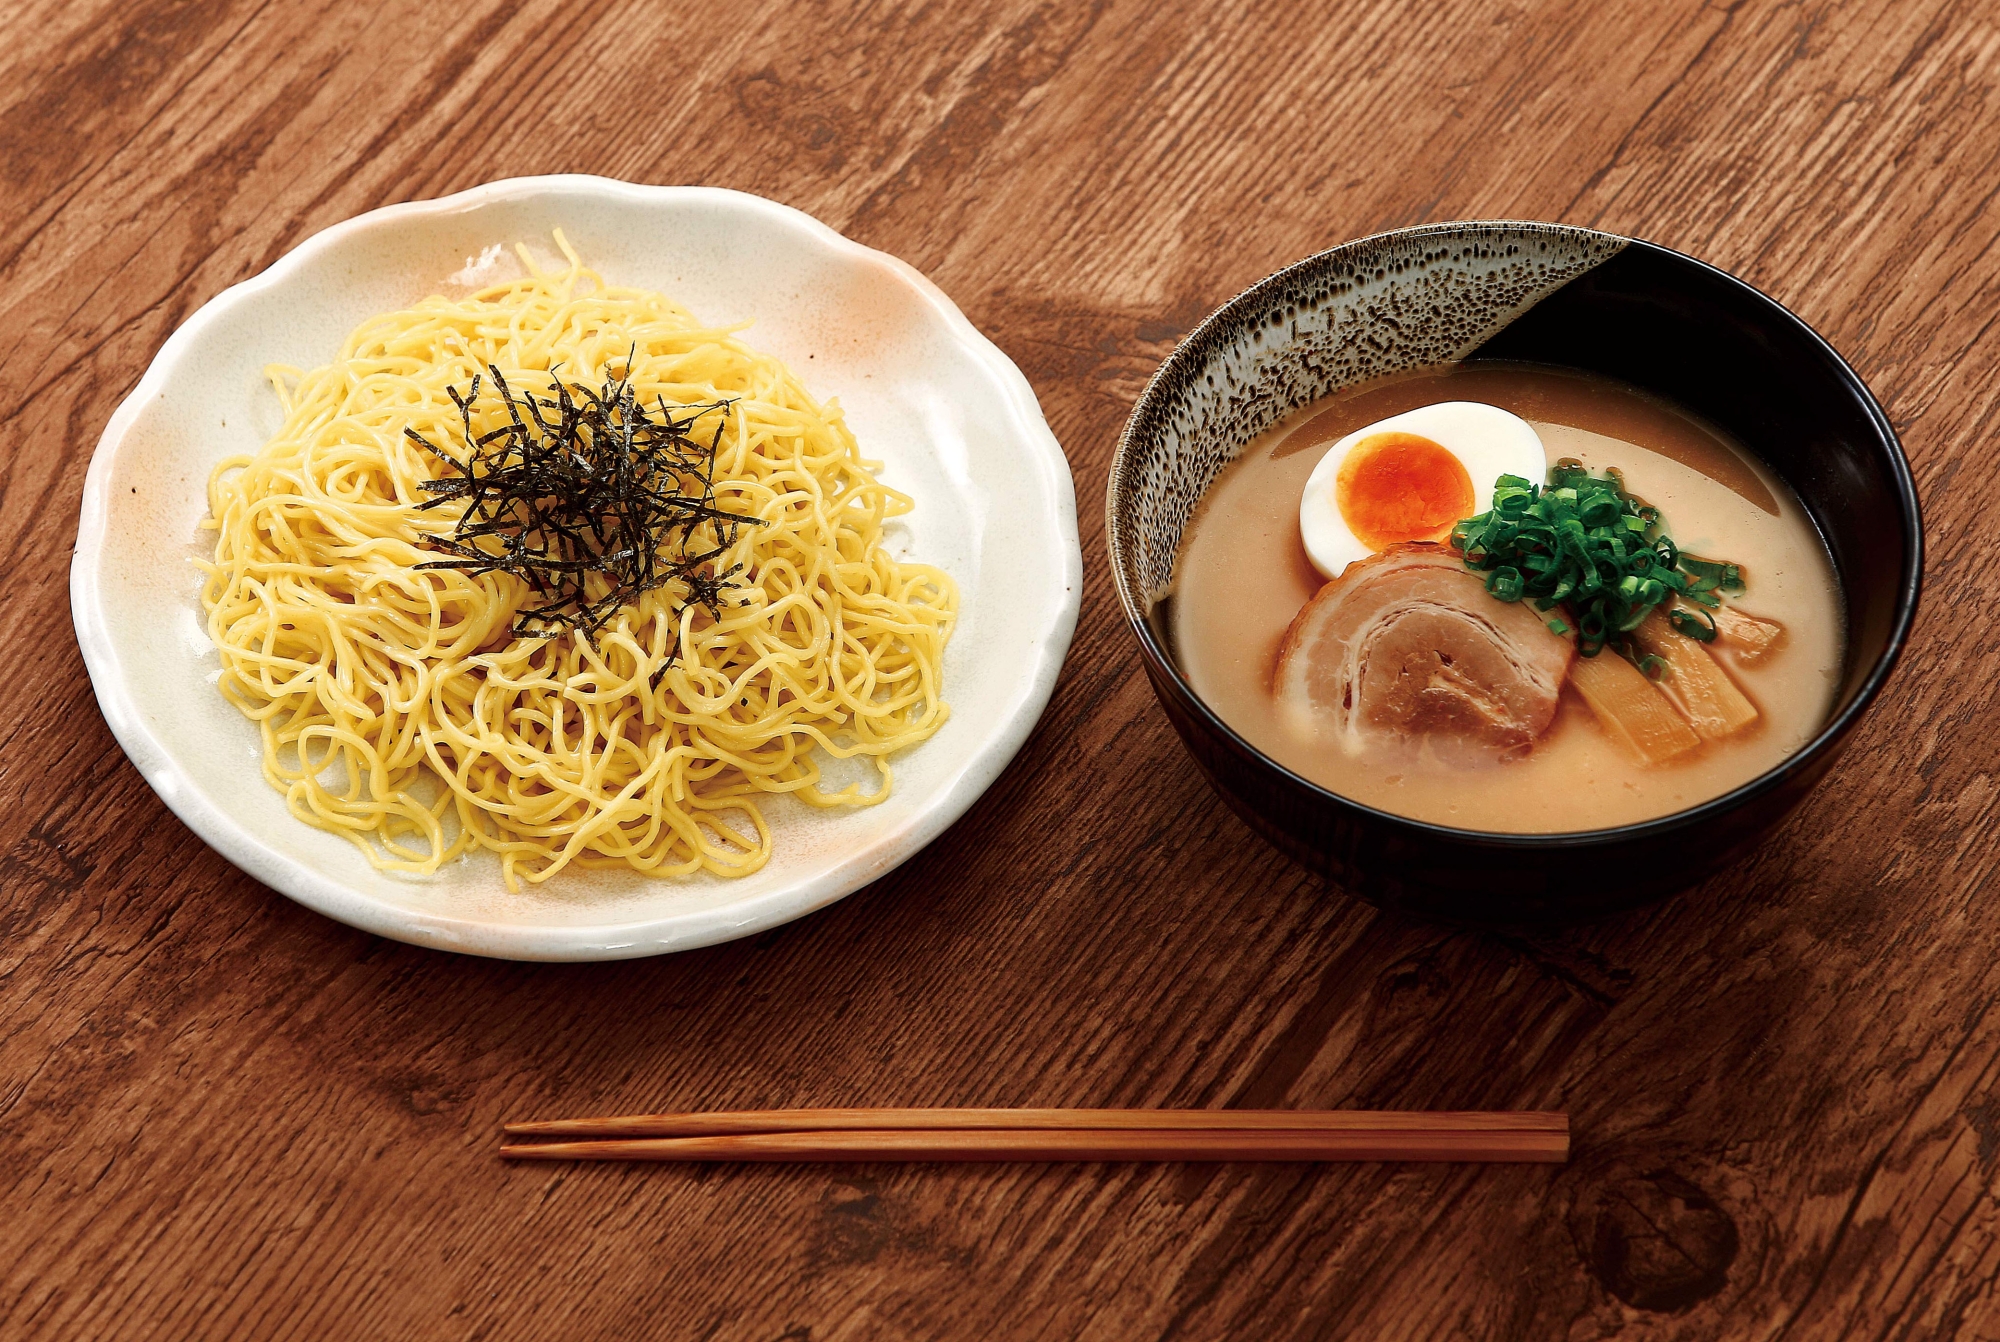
top-left (4, 0), bottom-right (1999, 1336)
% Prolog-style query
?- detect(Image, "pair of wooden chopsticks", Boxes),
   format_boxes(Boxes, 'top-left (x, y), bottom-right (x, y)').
top-left (499, 1108), bottom-right (1568, 1163)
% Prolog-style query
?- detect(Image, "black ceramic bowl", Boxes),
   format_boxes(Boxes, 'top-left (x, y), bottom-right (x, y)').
top-left (1107, 221), bottom-right (1922, 922)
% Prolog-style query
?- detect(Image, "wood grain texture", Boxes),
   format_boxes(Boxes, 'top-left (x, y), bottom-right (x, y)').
top-left (4, 0), bottom-right (1999, 1336)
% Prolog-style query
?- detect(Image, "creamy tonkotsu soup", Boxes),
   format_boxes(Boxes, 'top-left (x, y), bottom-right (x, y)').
top-left (1168, 363), bottom-right (1844, 833)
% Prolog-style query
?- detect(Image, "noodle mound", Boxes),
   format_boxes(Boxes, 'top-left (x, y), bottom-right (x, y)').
top-left (199, 235), bottom-right (956, 889)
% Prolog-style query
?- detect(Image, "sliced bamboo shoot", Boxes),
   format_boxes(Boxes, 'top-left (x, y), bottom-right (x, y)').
top-left (1631, 613), bottom-right (1760, 740)
top-left (1709, 605), bottom-right (1786, 663)
top-left (1569, 650), bottom-right (1701, 765)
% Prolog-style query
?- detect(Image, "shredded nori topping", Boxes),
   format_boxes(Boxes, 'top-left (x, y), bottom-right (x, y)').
top-left (406, 362), bottom-right (759, 677)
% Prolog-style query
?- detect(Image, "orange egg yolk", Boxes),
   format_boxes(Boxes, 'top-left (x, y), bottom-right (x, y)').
top-left (1334, 432), bottom-right (1476, 552)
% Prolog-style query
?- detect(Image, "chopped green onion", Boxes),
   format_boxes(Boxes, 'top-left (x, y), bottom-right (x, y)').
top-left (1679, 554), bottom-right (1745, 593)
top-left (1669, 607), bottom-right (1719, 642)
top-left (1448, 459), bottom-right (1746, 659)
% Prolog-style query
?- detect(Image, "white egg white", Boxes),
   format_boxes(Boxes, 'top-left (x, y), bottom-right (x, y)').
top-left (1298, 401), bottom-right (1548, 580)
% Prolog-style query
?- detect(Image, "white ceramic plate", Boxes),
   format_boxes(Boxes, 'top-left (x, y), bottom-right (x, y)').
top-left (71, 176), bottom-right (1079, 961)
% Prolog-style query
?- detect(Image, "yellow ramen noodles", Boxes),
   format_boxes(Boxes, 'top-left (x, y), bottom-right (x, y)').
top-left (199, 235), bottom-right (956, 890)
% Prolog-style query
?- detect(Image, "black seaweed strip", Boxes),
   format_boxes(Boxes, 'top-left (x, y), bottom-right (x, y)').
top-left (412, 363), bottom-right (758, 654)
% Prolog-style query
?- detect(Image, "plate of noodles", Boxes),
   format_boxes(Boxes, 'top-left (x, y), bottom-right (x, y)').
top-left (71, 175), bottom-right (1079, 961)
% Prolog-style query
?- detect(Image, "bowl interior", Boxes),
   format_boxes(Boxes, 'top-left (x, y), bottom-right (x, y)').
top-left (1108, 221), bottom-right (1919, 837)
top-left (75, 179), bottom-right (1080, 959)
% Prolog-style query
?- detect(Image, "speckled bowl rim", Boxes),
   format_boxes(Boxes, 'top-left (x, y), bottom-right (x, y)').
top-left (1108, 219), bottom-right (1924, 853)
top-left (72, 175), bottom-right (1082, 959)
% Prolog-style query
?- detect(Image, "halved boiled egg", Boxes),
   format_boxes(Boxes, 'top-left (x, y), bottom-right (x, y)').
top-left (1299, 402), bottom-right (1547, 580)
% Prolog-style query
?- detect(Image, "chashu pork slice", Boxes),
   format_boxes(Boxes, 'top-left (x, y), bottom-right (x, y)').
top-left (1273, 542), bottom-right (1574, 760)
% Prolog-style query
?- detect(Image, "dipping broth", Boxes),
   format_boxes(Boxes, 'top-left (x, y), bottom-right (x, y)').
top-left (1168, 362), bottom-right (1844, 833)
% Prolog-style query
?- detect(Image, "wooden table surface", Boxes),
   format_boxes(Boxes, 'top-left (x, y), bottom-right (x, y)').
top-left (6, 0), bottom-right (1999, 1336)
